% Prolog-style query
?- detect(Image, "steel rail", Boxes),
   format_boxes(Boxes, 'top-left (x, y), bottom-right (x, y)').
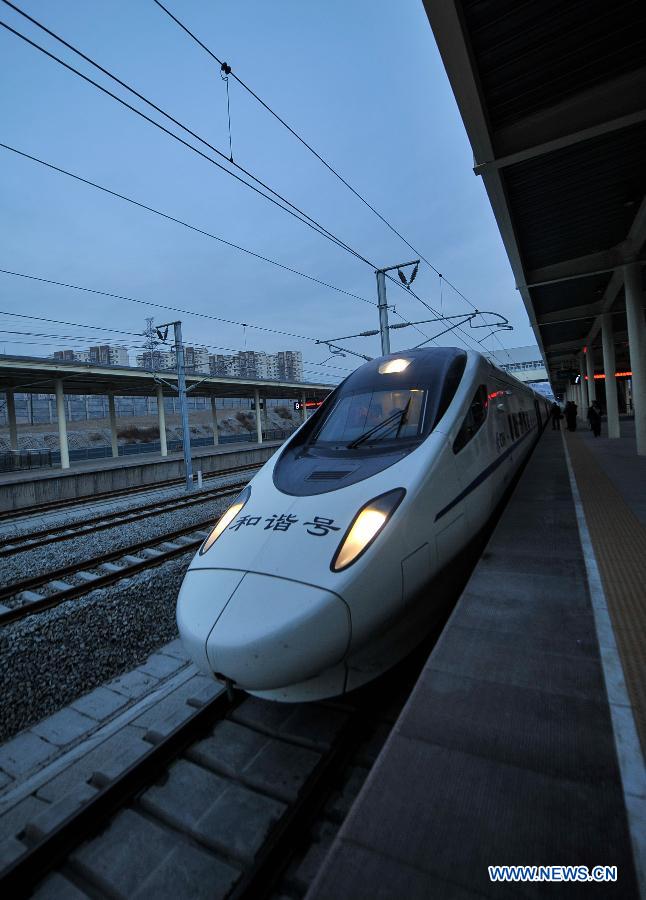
top-left (0, 517), bottom-right (218, 626)
top-left (0, 477), bottom-right (251, 556)
top-left (0, 511), bottom-right (226, 604)
top-left (0, 687), bottom-right (245, 897)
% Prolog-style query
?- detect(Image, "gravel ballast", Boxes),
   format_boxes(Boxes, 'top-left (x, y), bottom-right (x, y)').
top-left (0, 490), bottom-right (239, 590)
top-left (0, 552), bottom-right (193, 742)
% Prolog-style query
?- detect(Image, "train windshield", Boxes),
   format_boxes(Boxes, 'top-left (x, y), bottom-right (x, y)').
top-left (311, 388), bottom-right (426, 447)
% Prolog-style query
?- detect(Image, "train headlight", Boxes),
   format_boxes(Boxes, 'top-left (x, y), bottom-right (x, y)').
top-left (331, 489), bottom-right (405, 571)
top-left (199, 486), bottom-right (251, 555)
top-left (378, 358), bottom-right (410, 374)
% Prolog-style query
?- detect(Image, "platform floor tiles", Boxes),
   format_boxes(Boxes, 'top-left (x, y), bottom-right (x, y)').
top-left (566, 425), bottom-right (646, 756)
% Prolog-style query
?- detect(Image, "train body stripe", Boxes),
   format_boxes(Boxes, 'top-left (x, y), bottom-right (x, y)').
top-left (434, 426), bottom-right (534, 522)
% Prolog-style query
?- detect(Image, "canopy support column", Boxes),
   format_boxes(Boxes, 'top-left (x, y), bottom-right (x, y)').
top-left (601, 315), bottom-right (620, 439)
top-left (108, 393), bottom-right (119, 457)
top-left (211, 396), bottom-right (219, 446)
top-left (578, 355), bottom-right (589, 419)
top-left (55, 379), bottom-right (69, 470)
top-left (156, 384), bottom-right (168, 457)
top-left (624, 262), bottom-right (646, 455)
top-left (254, 389), bottom-right (263, 444)
top-left (6, 389), bottom-right (17, 451)
top-left (586, 347), bottom-right (596, 402)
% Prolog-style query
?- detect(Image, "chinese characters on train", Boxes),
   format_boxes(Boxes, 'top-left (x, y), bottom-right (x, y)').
top-left (229, 514), bottom-right (341, 536)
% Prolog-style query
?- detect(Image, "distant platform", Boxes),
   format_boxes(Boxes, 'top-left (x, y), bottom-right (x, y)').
top-left (309, 427), bottom-right (644, 899)
top-left (0, 440), bottom-right (281, 513)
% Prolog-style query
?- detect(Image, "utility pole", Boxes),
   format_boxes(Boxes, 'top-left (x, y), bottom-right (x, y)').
top-left (155, 319), bottom-right (194, 491)
top-left (173, 320), bottom-right (194, 491)
top-left (376, 270), bottom-right (390, 355)
top-left (375, 260), bottom-right (420, 357)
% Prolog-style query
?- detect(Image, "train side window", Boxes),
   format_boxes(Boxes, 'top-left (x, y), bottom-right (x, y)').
top-left (507, 414), bottom-right (513, 440)
top-left (453, 385), bottom-right (488, 454)
top-left (432, 354), bottom-right (468, 429)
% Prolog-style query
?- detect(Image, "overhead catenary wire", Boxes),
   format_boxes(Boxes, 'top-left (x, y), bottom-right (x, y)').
top-left (151, 0), bottom-right (512, 357)
top-left (0, 270), bottom-right (336, 343)
top-left (0, 144), bottom-right (373, 308)
top-left (0, 7), bottom-right (508, 358)
top-left (383, 271), bottom-right (500, 355)
top-left (0, 14), bottom-right (496, 355)
top-left (0, 145), bottom-right (450, 353)
top-left (0, 13), bottom-right (371, 267)
top-left (0, 306), bottom-right (355, 375)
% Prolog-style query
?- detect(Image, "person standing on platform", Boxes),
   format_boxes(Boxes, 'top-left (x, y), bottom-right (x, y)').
top-left (588, 400), bottom-right (602, 437)
top-left (550, 402), bottom-right (563, 430)
top-left (565, 401), bottom-right (577, 431)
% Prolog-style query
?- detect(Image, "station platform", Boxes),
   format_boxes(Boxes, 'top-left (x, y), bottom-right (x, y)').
top-left (0, 441), bottom-right (281, 513)
top-left (308, 427), bottom-right (645, 899)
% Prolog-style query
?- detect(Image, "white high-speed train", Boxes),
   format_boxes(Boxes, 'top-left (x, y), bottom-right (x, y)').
top-left (177, 347), bottom-right (550, 702)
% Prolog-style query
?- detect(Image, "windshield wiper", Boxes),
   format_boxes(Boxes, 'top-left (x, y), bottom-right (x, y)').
top-left (347, 401), bottom-right (411, 449)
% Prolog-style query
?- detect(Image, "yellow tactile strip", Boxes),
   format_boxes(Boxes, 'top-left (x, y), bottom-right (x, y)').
top-left (567, 432), bottom-right (646, 757)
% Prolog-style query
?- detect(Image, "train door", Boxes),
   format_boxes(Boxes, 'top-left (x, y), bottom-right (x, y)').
top-left (451, 383), bottom-right (493, 532)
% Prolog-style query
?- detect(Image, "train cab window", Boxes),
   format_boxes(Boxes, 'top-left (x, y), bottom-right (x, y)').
top-left (312, 387), bottom-right (426, 447)
top-left (453, 385), bottom-right (488, 454)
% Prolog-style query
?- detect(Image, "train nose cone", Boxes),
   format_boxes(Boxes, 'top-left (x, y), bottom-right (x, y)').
top-left (206, 573), bottom-right (351, 691)
top-left (177, 569), bottom-right (246, 674)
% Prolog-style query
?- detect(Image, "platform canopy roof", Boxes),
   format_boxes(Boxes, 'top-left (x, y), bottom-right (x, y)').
top-left (0, 356), bottom-right (333, 400)
top-left (424, 0), bottom-right (646, 391)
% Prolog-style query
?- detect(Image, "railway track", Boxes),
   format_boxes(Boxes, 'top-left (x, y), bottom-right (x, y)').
top-left (0, 458), bottom-right (266, 525)
top-left (0, 516), bottom-right (219, 626)
top-left (0, 473), bottom-right (256, 558)
top-left (0, 654), bottom-right (418, 899)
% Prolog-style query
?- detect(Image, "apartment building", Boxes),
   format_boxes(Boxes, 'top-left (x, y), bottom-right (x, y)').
top-left (209, 354), bottom-right (241, 378)
top-left (136, 349), bottom-right (174, 370)
top-left (89, 345), bottom-right (130, 367)
top-left (210, 350), bottom-right (304, 381)
top-left (273, 350), bottom-right (303, 382)
top-left (53, 349), bottom-right (90, 363)
top-left (237, 351), bottom-right (270, 379)
top-left (180, 345), bottom-right (210, 374)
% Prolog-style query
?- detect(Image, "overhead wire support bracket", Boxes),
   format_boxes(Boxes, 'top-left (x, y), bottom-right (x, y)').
top-left (185, 376), bottom-right (211, 394)
top-left (315, 338), bottom-right (373, 362)
top-left (220, 61), bottom-right (234, 162)
top-left (152, 374), bottom-right (178, 392)
top-left (375, 260), bottom-right (420, 354)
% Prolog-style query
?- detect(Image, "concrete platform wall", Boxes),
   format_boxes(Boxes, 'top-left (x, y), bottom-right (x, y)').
top-left (0, 443), bottom-right (280, 513)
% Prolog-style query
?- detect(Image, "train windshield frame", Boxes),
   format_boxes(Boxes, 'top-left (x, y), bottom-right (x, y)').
top-left (309, 387), bottom-right (428, 449)
top-left (273, 348), bottom-right (468, 496)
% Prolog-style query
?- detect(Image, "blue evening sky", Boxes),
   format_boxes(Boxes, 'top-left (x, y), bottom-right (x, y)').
top-left (0, 0), bottom-right (534, 383)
